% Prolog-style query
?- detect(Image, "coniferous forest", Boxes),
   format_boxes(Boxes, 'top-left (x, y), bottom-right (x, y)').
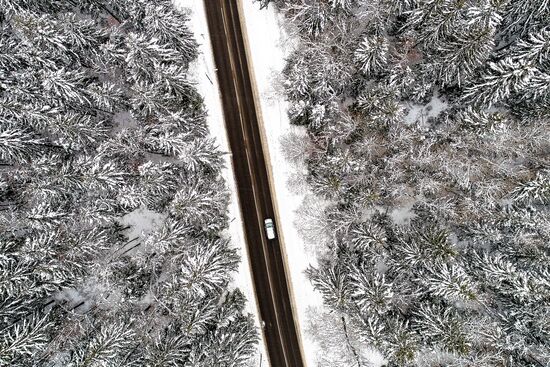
top-left (0, 1), bottom-right (257, 365)
top-left (259, 0), bottom-right (549, 366)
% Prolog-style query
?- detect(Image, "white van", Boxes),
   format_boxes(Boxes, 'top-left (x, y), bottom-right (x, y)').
top-left (264, 218), bottom-right (276, 240)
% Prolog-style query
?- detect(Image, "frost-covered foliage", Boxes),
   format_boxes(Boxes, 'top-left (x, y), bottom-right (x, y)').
top-left (0, 1), bottom-right (257, 365)
top-left (257, 0), bottom-right (550, 366)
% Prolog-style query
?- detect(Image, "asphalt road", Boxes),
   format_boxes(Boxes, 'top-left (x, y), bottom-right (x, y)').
top-left (204, 1), bottom-right (305, 367)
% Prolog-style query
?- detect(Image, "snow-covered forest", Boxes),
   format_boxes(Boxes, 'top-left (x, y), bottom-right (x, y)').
top-left (0, 0), bottom-right (257, 365)
top-left (258, 0), bottom-right (550, 366)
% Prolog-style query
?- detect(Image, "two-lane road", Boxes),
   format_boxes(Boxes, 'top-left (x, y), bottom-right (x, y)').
top-left (203, 1), bottom-right (305, 366)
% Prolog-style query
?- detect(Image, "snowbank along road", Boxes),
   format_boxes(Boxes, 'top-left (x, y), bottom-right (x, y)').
top-left (203, 1), bottom-right (306, 366)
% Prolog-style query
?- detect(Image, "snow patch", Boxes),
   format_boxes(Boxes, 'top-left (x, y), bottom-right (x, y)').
top-left (404, 91), bottom-right (449, 125)
top-left (112, 111), bottom-right (138, 131)
top-left (119, 206), bottom-right (167, 241)
top-left (390, 201), bottom-right (416, 226)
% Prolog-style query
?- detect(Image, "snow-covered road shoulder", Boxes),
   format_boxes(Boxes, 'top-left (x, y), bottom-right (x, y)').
top-left (240, 2), bottom-right (324, 366)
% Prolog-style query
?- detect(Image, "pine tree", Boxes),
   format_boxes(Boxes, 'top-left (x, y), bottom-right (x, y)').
top-left (185, 291), bottom-right (258, 367)
top-left (124, 33), bottom-right (180, 84)
top-left (168, 176), bottom-right (229, 232)
top-left (355, 83), bottom-right (404, 127)
top-left (511, 27), bottom-right (550, 66)
top-left (144, 331), bottom-right (189, 367)
top-left (500, 0), bottom-right (549, 40)
top-left (0, 314), bottom-right (52, 365)
top-left (354, 34), bottom-right (390, 77)
top-left (329, 0), bottom-right (355, 11)
top-left (307, 262), bottom-right (352, 311)
top-left (140, 1), bottom-right (198, 64)
top-left (433, 23), bottom-right (495, 87)
top-left (412, 303), bottom-right (470, 355)
top-left (462, 58), bottom-right (536, 107)
top-left (348, 221), bottom-right (387, 253)
top-left (0, 127), bottom-right (43, 163)
top-left (41, 69), bottom-right (93, 108)
top-left (426, 263), bottom-right (478, 302)
top-left (66, 322), bottom-right (135, 367)
top-left (384, 320), bottom-right (418, 365)
top-left (171, 238), bottom-right (239, 298)
top-left (511, 170), bottom-right (550, 204)
top-left (405, 0), bottom-right (469, 47)
top-left (350, 267), bottom-right (393, 315)
top-left (284, 1), bottom-right (331, 38)
top-left (47, 113), bottom-right (109, 151)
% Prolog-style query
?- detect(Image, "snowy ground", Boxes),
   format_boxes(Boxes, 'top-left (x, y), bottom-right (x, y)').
top-left (239, 2), bottom-right (325, 366)
top-left (404, 91), bottom-right (449, 125)
top-left (172, 1), bottom-right (268, 365)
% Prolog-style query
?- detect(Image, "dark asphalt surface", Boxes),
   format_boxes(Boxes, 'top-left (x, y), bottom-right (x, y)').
top-left (204, 1), bottom-right (305, 367)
